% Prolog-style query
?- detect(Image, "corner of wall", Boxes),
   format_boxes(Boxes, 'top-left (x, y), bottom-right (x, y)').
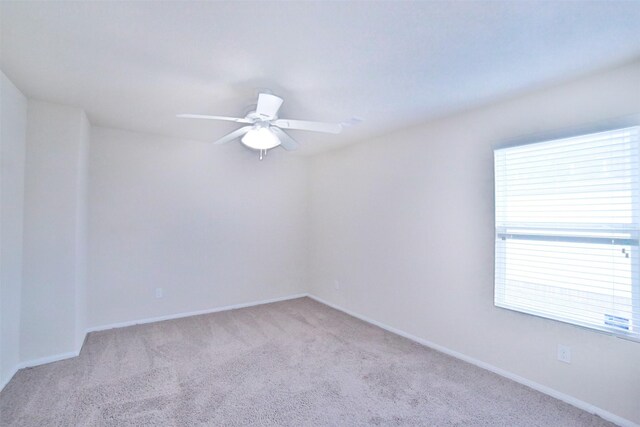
top-left (20, 99), bottom-right (91, 363)
top-left (304, 155), bottom-right (315, 297)
top-left (0, 70), bottom-right (28, 390)
top-left (74, 110), bottom-right (90, 354)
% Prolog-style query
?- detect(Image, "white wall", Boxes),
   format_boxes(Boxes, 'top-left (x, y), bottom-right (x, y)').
top-left (308, 60), bottom-right (640, 423)
top-left (87, 128), bottom-right (308, 328)
top-left (74, 108), bottom-right (90, 351)
top-left (2, 58), bottom-right (638, 423)
top-left (0, 72), bottom-right (27, 388)
top-left (21, 100), bottom-right (89, 361)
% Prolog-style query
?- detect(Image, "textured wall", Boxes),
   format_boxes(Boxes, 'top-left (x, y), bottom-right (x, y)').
top-left (21, 100), bottom-right (89, 361)
top-left (0, 72), bottom-right (27, 387)
top-left (87, 128), bottom-right (309, 328)
top-left (308, 60), bottom-right (640, 423)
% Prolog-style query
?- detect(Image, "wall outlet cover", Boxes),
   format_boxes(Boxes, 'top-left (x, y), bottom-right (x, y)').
top-left (557, 344), bottom-right (571, 364)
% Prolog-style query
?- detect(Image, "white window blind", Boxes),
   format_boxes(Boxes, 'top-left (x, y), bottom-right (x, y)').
top-left (494, 126), bottom-right (640, 340)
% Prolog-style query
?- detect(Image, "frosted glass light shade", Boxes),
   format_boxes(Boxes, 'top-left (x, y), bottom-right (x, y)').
top-left (241, 128), bottom-right (281, 150)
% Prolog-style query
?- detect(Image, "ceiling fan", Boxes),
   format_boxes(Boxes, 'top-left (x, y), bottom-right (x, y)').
top-left (177, 93), bottom-right (344, 160)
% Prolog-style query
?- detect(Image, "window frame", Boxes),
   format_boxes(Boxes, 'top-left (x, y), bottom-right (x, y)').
top-left (493, 124), bottom-right (640, 342)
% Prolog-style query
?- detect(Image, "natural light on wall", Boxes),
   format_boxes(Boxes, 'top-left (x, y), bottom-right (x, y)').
top-left (494, 126), bottom-right (640, 340)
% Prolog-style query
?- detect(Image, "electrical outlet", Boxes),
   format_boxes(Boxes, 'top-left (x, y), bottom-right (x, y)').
top-left (334, 280), bottom-right (340, 290)
top-left (557, 344), bottom-right (571, 363)
top-left (155, 287), bottom-right (164, 299)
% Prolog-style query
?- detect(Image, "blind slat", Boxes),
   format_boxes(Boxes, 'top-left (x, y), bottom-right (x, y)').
top-left (494, 126), bottom-right (640, 340)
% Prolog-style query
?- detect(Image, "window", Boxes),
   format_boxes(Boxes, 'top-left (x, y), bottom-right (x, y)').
top-left (494, 126), bottom-right (640, 340)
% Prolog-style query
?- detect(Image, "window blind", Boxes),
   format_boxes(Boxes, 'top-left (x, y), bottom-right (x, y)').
top-left (494, 126), bottom-right (640, 340)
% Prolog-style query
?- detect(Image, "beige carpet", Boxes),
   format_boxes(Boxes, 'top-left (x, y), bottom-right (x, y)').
top-left (0, 297), bottom-right (614, 426)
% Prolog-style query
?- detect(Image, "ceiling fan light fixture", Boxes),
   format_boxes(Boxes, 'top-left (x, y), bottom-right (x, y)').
top-left (241, 127), bottom-right (281, 150)
top-left (178, 91), bottom-right (351, 157)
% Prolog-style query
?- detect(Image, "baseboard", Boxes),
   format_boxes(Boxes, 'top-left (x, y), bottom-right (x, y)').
top-left (1, 292), bottom-right (307, 393)
top-left (306, 294), bottom-right (637, 427)
top-left (0, 366), bottom-right (20, 392)
top-left (0, 350), bottom-right (80, 393)
top-left (17, 351), bottom-right (80, 370)
top-left (3, 292), bottom-right (634, 426)
top-left (86, 293), bottom-right (309, 333)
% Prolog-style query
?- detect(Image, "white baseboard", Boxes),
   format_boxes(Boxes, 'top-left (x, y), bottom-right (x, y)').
top-left (2, 292), bottom-right (635, 426)
top-left (306, 294), bottom-right (637, 427)
top-left (0, 293), bottom-right (307, 393)
top-left (18, 351), bottom-right (80, 370)
top-left (1, 350), bottom-right (80, 392)
top-left (86, 293), bottom-right (308, 333)
top-left (0, 366), bottom-right (20, 392)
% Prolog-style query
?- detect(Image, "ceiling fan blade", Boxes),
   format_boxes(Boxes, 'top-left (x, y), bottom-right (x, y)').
top-left (270, 127), bottom-right (299, 151)
top-left (213, 126), bottom-right (252, 145)
top-left (273, 119), bottom-right (342, 134)
top-left (255, 93), bottom-right (284, 119)
top-left (177, 114), bottom-right (253, 124)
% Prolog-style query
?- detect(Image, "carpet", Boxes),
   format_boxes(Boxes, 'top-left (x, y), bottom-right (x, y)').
top-left (0, 297), bottom-right (615, 426)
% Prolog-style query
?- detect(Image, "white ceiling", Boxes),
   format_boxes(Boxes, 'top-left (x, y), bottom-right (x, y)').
top-left (2, 1), bottom-right (640, 155)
